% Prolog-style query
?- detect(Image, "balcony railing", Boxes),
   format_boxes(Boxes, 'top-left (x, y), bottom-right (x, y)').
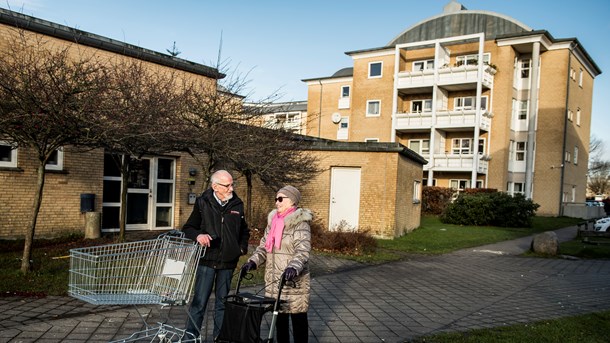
top-left (395, 109), bottom-right (491, 131)
top-left (396, 65), bottom-right (495, 90)
top-left (424, 154), bottom-right (488, 174)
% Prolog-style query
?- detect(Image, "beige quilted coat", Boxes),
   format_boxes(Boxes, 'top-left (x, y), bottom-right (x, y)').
top-left (248, 208), bottom-right (312, 313)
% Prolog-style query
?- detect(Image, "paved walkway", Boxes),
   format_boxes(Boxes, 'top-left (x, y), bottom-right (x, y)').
top-left (2, 226), bottom-right (610, 342)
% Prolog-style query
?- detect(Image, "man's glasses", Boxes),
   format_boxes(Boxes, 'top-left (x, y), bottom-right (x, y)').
top-left (275, 196), bottom-right (288, 203)
top-left (216, 182), bottom-right (235, 189)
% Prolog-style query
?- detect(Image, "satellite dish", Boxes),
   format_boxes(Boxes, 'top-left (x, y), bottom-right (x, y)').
top-left (331, 112), bottom-right (341, 124)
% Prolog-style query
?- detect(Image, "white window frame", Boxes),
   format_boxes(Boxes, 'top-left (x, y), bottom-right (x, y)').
top-left (411, 99), bottom-right (432, 113)
top-left (408, 139), bottom-right (430, 155)
top-left (413, 180), bottom-right (421, 203)
top-left (452, 138), bottom-right (472, 155)
top-left (366, 100), bottom-right (381, 117)
top-left (579, 69), bottom-right (583, 87)
top-left (565, 150), bottom-right (571, 163)
top-left (0, 141), bottom-right (18, 168)
top-left (515, 142), bottom-right (526, 161)
top-left (45, 147), bottom-right (64, 171)
top-left (450, 179), bottom-right (470, 190)
top-left (368, 61), bottom-right (383, 78)
top-left (576, 108), bottom-right (581, 126)
top-left (341, 85), bottom-right (350, 98)
top-left (412, 59), bottom-right (435, 71)
top-left (574, 146), bottom-right (579, 165)
top-left (454, 96), bottom-right (488, 111)
top-left (509, 182), bottom-right (524, 195)
top-left (517, 100), bottom-right (528, 120)
top-left (456, 53), bottom-right (490, 67)
top-left (520, 60), bottom-right (531, 78)
top-left (567, 109), bottom-right (573, 121)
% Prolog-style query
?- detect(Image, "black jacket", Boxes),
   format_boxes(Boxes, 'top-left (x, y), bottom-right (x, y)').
top-left (182, 188), bottom-right (250, 269)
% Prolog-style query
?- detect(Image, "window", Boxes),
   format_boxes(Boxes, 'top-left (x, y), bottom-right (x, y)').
top-left (452, 138), bottom-right (471, 155)
top-left (456, 53), bottom-right (490, 67)
top-left (411, 99), bottom-right (432, 113)
top-left (366, 100), bottom-right (381, 116)
top-left (341, 86), bottom-right (350, 98)
top-left (520, 61), bottom-right (530, 78)
top-left (409, 139), bottom-right (430, 155)
top-left (0, 141), bottom-right (17, 168)
top-left (337, 117), bottom-right (349, 140)
top-left (454, 96), bottom-right (488, 111)
top-left (565, 150), bottom-right (571, 163)
top-left (567, 109), bottom-right (573, 121)
top-left (413, 180), bottom-right (421, 203)
top-left (365, 138), bottom-right (379, 142)
top-left (574, 146), bottom-right (579, 165)
top-left (515, 142), bottom-right (526, 161)
top-left (579, 69), bottom-right (583, 87)
top-left (423, 178), bottom-right (437, 186)
top-left (450, 179), bottom-right (469, 190)
top-left (369, 62), bottom-right (382, 78)
top-left (413, 59), bottom-right (434, 71)
top-left (340, 117), bottom-right (349, 129)
top-left (576, 108), bottom-right (581, 126)
top-left (508, 182), bottom-right (524, 195)
top-left (45, 147), bottom-right (64, 171)
top-left (570, 68), bottom-right (576, 80)
top-left (477, 139), bottom-right (485, 155)
top-left (517, 100), bottom-right (528, 120)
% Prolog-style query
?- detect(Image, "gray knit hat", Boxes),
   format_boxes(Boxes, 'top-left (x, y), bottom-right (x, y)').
top-left (277, 185), bottom-right (301, 206)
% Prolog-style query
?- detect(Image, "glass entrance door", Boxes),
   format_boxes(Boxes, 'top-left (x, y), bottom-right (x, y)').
top-left (102, 155), bottom-right (175, 232)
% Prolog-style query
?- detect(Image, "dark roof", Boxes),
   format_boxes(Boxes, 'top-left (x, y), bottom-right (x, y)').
top-left (302, 67), bottom-right (353, 82)
top-left (0, 8), bottom-right (224, 79)
top-left (295, 136), bottom-right (428, 165)
top-left (386, 10), bottom-right (531, 46)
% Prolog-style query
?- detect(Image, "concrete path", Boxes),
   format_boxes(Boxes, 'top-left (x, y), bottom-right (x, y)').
top-left (1, 226), bottom-right (610, 343)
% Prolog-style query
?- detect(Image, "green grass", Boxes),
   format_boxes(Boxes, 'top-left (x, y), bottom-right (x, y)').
top-left (377, 215), bottom-right (581, 255)
top-left (410, 310), bottom-right (610, 343)
top-left (559, 238), bottom-right (610, 259)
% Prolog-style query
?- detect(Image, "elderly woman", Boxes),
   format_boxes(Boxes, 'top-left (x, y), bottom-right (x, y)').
top-left (241, 185), bottom-right (312, 343)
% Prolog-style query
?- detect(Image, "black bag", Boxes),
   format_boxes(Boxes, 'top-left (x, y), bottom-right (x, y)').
top-left (217, 294), bottom-right (275, 343)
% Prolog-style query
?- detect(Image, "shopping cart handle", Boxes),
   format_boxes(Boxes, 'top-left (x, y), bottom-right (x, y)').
top-left (157, 230), bottom-right (185, 239)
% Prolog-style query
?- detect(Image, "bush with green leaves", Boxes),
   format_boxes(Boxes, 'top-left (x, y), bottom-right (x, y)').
top-left (440, 192), bottom-right (539, 227)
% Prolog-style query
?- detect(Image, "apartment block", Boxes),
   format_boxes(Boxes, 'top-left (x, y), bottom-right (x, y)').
top-left (303, 2), bottom-right (601, 216)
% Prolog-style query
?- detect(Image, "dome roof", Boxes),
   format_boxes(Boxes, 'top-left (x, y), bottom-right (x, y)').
top-left (331, 67), bottom-right (354, 78)
top-left (387, 2), bottom-right (532, 46)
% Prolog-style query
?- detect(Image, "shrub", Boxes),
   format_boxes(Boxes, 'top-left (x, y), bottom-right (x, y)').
top-left (422, 186), bottom-right (454, 214)
top-left (249, 217), bottom-right (377, 256)
top-left (441, 192), bottom-right (539, 227)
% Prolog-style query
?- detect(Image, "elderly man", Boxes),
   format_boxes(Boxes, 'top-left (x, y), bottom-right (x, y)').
top-left (183, 170), bottom-right (250, 340)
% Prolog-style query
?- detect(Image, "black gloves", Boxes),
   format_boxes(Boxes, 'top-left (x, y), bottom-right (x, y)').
top-left (241, 261), bottom-right (256, 274)
top-left (284, 267), bottom-right (297, 281)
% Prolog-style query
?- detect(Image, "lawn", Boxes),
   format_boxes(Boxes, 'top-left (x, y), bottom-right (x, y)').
top-left (377, 215), bottom-right (582, 255)
top-left (410, 310), bottom-right (610, 343)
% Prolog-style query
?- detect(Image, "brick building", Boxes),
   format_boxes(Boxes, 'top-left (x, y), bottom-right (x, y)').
top-left (302, 1), bottom-right (601, 216)
top-left (0, 8), bottom-right (426, 239)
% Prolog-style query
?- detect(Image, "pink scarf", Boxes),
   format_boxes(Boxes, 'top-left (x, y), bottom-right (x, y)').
top-left (265, 207), bottom-right (296, 253)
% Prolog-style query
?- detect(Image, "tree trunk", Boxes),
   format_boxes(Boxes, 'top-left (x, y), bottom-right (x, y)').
top-left (245, 170), bottom-right (253, 223)
top-left (118, 154), bottom-right (129, 242)
top-left (20, 163), bottom-right (46, 273)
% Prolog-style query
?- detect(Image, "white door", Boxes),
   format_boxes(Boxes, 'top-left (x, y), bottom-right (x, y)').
top-left (329, 167), bottom-right (361, 231)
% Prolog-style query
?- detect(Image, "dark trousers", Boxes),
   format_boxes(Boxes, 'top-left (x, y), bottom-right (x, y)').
top-left (276, 312), bottom-right (308, 343)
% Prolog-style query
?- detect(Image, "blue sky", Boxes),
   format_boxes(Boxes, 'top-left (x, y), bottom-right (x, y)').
top-left (2, 0), bottom-right (609, 157)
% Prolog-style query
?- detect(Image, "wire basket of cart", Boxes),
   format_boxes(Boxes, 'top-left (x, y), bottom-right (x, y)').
top-left (69, 230), bottom-right (204, 342)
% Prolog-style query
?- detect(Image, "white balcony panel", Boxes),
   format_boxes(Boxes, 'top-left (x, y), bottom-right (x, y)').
top-left (395, 112), bottom-right (433, 130)
top-left (338, 97), bottom-right (350, 109)
top-left (436, 66), bottom-right (494, 88)
top-left (396, 70), bottom-right (435, 89)
top-left (432, 154), bottom-right (474, 171)
top-left (477, 159), bottom-right (488, 174)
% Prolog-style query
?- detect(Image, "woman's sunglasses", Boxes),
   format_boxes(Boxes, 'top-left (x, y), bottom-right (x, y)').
top-left (275, 196), bottom-right (288, 203)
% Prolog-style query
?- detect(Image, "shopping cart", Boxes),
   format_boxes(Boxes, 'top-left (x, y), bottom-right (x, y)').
top-left (216, 270), bottom-right (288, 343)
top-left (69, 230), bottom-right (204, 342)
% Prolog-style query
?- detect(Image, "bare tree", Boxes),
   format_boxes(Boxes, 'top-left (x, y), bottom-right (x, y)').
top-left (0, 30), bottom-right (110, 272)
top-left (94, 59), bottom-right (189, 242)
top-left (588, 135), bottom-right (610, 195)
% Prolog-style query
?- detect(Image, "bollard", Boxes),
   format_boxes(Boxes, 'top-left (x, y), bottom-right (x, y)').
top-left (85, 212), bottom-right (102, 239)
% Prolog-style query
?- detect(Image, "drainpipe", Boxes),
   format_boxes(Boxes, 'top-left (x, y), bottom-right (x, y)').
top-left (318, 80), bottom-right (323, 138)
top-left (559, 45), bottom-right (574, 216)
top-left (524, 41), bottom-right (540, 200)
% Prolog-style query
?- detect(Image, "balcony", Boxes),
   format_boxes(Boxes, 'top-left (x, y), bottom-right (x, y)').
top-left (396, 65), bottom-right (495, 93)
top-left (425, 154), bottom-right (488, 174)
top-left (395, 109), bottom-right (491, 131)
